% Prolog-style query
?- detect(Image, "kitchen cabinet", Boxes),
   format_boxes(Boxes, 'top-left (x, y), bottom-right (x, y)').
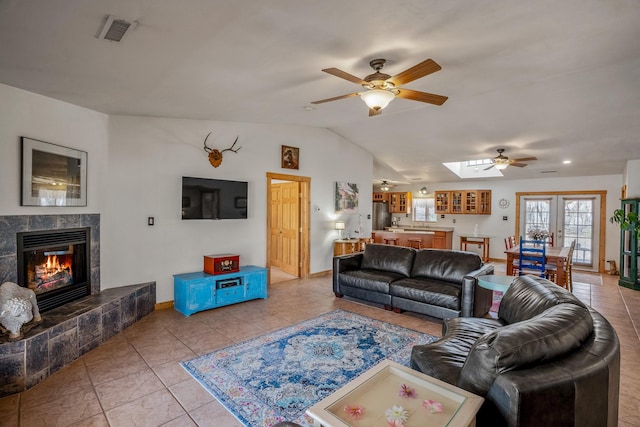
top-left (435, 191), bottom-right (450, 214)
top-left (432, 231), bottom-right (453, 249)
top-left (373, 192), bottom-right (389, 203)
top-left (389, 192), bottom-right (412, 214)
top-left (434, 190), bottom-right (491, 215)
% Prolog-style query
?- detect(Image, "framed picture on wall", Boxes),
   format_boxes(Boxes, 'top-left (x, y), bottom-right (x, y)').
top-left (21, 137), bottom-right (88, 206)
top-left (335, 182), bottom-right (359, 214)
top-left (281, 145), bottom-right (299, 170)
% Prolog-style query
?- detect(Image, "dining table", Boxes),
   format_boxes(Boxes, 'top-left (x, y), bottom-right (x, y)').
top-left (505, 244), bottom-right (570, 286)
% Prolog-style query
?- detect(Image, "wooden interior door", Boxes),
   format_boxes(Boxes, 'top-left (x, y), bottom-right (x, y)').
top-left (266, 172), bottom-right (310, 282)
top-left (280, 181), bottom-right (300, 275)
top-left (270, 184), bottom-right (283, 269)
top-left (271, 181), bottom-right (300, 276)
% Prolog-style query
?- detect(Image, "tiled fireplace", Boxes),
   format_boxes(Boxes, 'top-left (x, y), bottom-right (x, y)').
top-left (0, 214), bottom-right (155, 397)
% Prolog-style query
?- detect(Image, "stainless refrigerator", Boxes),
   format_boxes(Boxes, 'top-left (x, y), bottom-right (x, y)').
top-left (372, 201), bottom-right (391, 230)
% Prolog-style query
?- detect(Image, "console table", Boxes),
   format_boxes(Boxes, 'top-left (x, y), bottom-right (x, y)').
top-left (459, 234), bottom-right (493, 262)
top-left (173, 265), bottom-right (267, 316)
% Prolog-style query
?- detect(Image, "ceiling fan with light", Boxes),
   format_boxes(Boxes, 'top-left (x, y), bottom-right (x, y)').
top-left (484, 149), bottom-right (537, 171)
top-left (311, 58), bottom-right (448, 116)
top-left (379, 180), bottom-right (392, 191)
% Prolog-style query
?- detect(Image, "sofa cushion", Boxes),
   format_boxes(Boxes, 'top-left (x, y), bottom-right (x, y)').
top-left (498, 275), bottom-right (587, 324)
top-left (360, 244), bottom-right (415, 277)
top-left (410, 249), bottom-right (482, 284)
top-left (391, 278), bottom-right (461, 311)
top-left (457, 303), bottom-right (594, 396)
top-left (339, 270), bottom-right (406, 293)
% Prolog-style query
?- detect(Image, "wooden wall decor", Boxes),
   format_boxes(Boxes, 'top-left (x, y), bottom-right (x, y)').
top-left (203, 132), bottom-right (241, 168)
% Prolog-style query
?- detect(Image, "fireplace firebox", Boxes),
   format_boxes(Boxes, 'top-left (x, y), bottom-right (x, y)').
top-left (17, 228), bottom-right (91, 312)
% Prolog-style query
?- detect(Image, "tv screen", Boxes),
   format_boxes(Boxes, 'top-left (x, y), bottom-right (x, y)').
top-left (181, 177), bottom-right (248, 220)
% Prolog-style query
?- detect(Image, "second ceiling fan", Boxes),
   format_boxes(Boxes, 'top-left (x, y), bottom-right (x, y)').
top-left (484, 149), bottom-right (537, 171)
top-left (311, 58), bottom-right (448, 116)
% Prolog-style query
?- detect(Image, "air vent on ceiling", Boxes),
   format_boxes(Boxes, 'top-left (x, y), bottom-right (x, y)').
top-left (97, 15), bottom-right (137, 42)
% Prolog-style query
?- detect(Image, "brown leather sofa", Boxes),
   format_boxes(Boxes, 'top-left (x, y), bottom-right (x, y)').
top-left (333, 243), bottom-right (494, 318)
top-left (410, 275), bottom-right (620, 427)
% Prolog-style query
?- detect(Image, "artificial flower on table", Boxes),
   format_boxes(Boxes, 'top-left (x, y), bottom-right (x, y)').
top-left (385, 405), bottom-right (409, 425)
top-left (423, 399), bottom-right (443, 414)
top-left (527, 228), bottom-right (550, 241)
top-left (343, 404), bottom-right (364, 419)
top-left (398, 383), bottom-right (417, 398)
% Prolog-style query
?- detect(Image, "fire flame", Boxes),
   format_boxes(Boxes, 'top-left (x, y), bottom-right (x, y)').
top-left (39, 255), bottom-right (73, 279)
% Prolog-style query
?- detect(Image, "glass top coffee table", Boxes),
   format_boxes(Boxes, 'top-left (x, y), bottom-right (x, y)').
top-left (306, 360), bottom-right (483, 427)
top-left (477, 274), bottom-right (515, 293)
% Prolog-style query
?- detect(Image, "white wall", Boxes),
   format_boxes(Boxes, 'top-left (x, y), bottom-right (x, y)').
top-left (0, 84), bottom-right (109, 215)
top-left (623, 159), bottom-right (640, 198)
top-left (0, 85), bottom-right (373, 304)
top-left (103, 116), bottom-right (373, 302)
top-left (390, 174), bottom-right (623, 267)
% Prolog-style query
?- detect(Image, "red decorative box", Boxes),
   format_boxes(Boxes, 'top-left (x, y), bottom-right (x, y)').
top-left (204, 253), bottom-right (240, 275)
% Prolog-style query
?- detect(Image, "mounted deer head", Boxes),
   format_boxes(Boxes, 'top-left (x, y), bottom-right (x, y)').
top-left (203, 132), bottom-right (241, 168)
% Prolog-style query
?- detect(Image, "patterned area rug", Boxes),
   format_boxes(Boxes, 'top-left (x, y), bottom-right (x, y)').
top-left (181, 309), bottom-right (437, 427)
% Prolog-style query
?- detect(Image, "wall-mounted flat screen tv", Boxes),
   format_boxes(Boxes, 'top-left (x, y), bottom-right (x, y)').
top-left (181, 177), bottom-right (248, 220)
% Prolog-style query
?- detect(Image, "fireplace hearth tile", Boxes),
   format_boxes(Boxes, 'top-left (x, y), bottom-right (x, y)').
top-left (102, 307), bottom-right (122, 342)
top-left (78, 309), bottom-right (102, 349)
top-left (26, 332), bottom-right (49, 377)
top-left (121, 293), bottom-right (137, 329)
top-left (0, 282), bottom-right (156, 397)
top-left (0, 353), bottom-right (25, 396)
top-left (49, 328), bottom-right (79, 374)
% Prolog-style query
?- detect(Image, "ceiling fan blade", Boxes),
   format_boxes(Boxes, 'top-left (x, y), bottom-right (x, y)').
top-left (483, 164), bottom-right (495, 171)
top-left (512, 156), bottom-right (537, 162)
top-left (311, 92), bottom-right (359, 104)
top-left (395, 89), bottom-right (448, 105)
top-left (321, 68), bottom-right (368, 85)
top-left (369, 108), bottom-right (382, 117)
top-left (510, 162), bottom-right (528, 167)
top-left (388, 59), bottom-right (442, 86)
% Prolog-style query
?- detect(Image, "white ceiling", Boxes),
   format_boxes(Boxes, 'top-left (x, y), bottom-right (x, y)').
top-left (2, 0), bottom-right (640, 183)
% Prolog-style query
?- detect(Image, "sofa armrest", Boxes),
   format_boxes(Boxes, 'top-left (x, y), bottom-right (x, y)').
top-left (460, 263), bottom-right (494, 317)
top-left (333, 253), bottom-right (364, 293)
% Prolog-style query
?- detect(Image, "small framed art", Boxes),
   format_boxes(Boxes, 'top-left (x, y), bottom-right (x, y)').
top-left (21, 137), bottom-right (88, 206)
top-left (281, 145), bottom-right (299, 170)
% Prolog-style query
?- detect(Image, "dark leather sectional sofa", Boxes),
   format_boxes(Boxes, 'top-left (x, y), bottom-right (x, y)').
top-left (411, 275), bottom-right (620, 427)
top-left (333, 243), bottom-right (494, 318)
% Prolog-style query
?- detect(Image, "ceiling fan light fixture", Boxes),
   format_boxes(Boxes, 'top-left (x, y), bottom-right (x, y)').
top-left (360, 89), bottom-right (395, 110)
top-left (380, 180), bottom-right (391, 192)
top-left (494, 162), bottom-right (509, 170)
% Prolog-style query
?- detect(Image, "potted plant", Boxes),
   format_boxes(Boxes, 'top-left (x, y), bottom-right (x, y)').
top-left (609, 208), bottom-right (640, 239)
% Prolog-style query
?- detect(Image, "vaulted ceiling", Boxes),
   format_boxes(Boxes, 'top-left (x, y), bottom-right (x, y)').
top-left (1, 0), bottom-right (639, 183)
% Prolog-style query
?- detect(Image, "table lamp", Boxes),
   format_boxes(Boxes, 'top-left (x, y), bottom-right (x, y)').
top-left (335, 221), bottom-right (345, 239)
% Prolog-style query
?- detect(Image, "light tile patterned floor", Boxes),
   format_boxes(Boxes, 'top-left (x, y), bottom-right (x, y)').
top-left (0, 266), bottom-right (638, 426)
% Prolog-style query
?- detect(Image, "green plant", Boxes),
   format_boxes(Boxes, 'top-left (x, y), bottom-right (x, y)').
top-left (610, 209), bottom-right (640, 239)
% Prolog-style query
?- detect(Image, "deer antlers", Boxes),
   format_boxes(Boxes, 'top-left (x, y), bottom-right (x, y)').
top-left (203, 132), bottom-right (241, 168)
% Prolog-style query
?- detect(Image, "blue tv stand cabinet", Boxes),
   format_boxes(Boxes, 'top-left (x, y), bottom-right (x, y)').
top-left (173, 265), bottom-right (268, 316)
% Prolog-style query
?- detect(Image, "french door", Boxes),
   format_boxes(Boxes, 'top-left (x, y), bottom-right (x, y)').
top-left (517, 193), bottom-right (602, 271)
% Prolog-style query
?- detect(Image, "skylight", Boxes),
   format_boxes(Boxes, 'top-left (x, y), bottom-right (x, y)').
top-left (443, 158), bottom-right (504, 179)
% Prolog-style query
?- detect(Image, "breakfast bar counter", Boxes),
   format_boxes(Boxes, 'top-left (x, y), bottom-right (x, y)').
top-left (372, 227), bottom-right (453, 249)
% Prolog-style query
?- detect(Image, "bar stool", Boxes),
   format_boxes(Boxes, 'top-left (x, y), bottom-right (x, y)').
top-left (383, 237), bottom-right (399, 245)
top-left (408, 239), bottom-right (422, 249)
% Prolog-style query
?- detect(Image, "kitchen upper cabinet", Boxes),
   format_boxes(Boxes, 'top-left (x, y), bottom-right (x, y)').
top-left (389, 192), bottom-right (412, 214)
top-left (373, 192), bottom-right (389, 203)
top-left (434, 190), bottom-right (491, 215)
